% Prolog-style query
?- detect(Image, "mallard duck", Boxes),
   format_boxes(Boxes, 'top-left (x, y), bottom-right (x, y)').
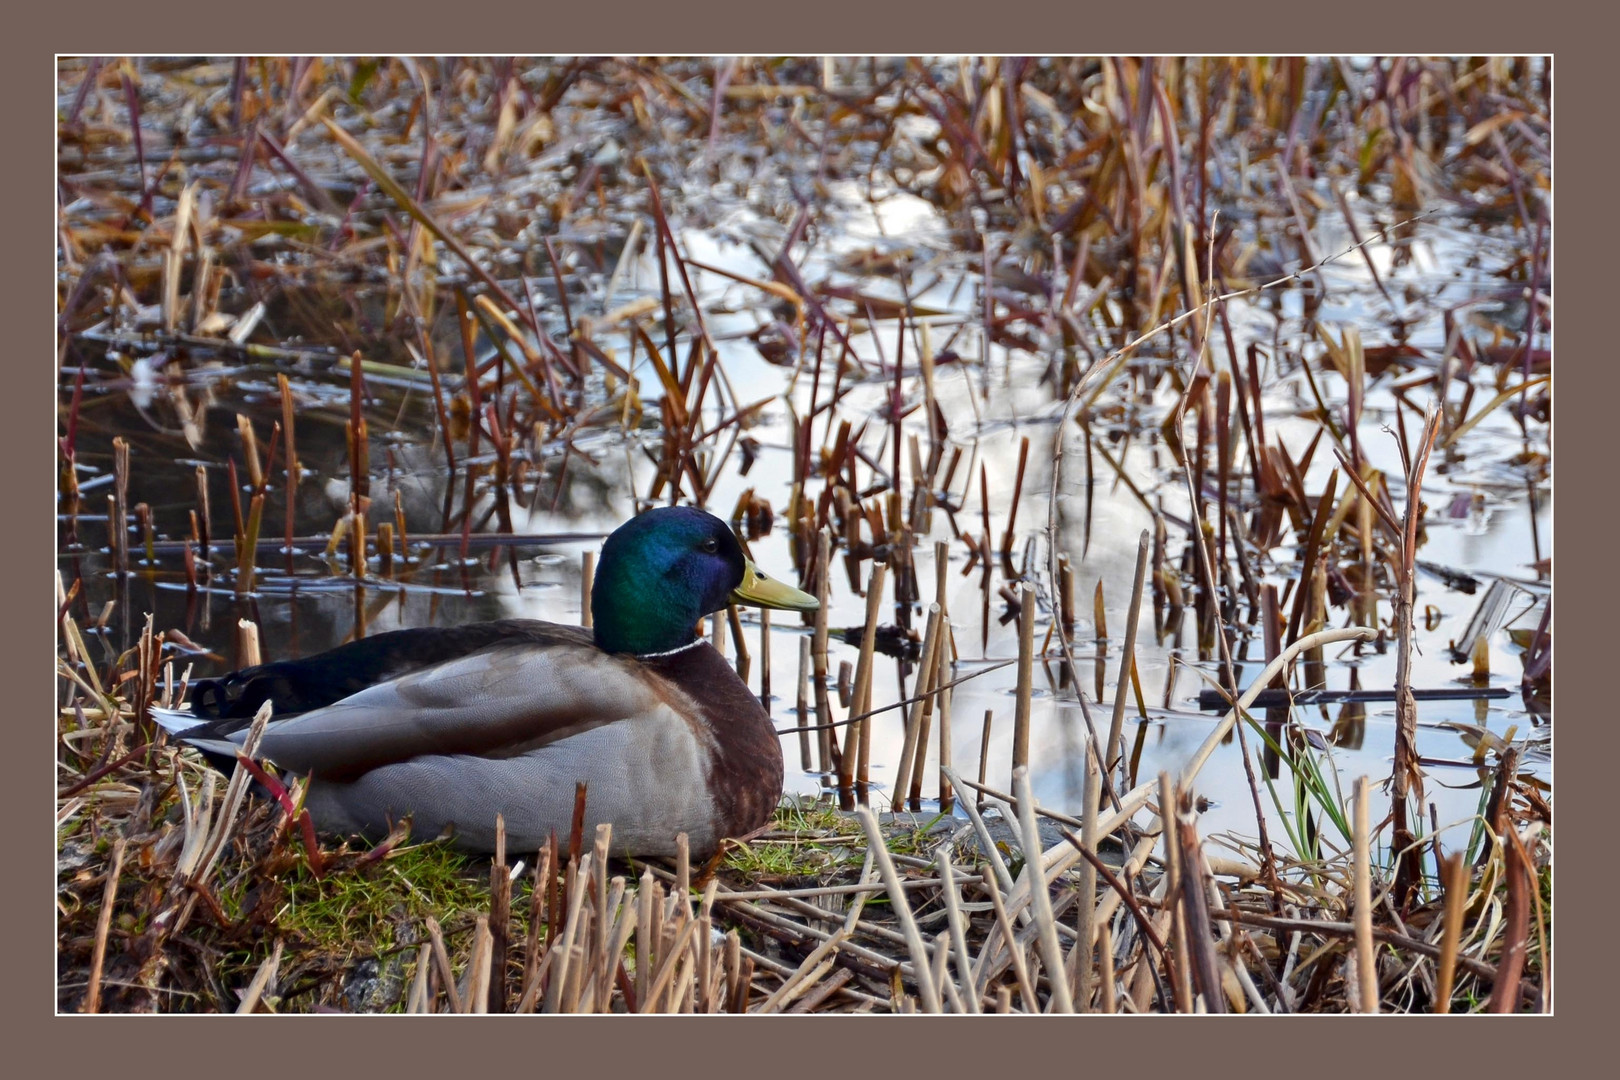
top-left (153, 507), bottom-right (818, 858)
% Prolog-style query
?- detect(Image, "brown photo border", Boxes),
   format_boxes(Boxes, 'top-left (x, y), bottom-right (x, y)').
top-left (20, 4), bottom-right (1596, 1069)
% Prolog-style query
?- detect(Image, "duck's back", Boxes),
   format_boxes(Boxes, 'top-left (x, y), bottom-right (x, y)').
top-left (187, 619), bottom-right (596, 723)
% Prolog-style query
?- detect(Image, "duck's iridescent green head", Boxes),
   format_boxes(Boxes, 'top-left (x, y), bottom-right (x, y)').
top-left (592, 507), bottom-right (818, 656)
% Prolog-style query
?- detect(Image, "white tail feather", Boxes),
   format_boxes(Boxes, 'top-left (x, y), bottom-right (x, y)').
top-left (151, 706), bottom-right (207, 735)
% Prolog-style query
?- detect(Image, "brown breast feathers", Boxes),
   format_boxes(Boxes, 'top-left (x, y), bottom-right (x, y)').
top-left (639, 642), bottom-right (784, 842)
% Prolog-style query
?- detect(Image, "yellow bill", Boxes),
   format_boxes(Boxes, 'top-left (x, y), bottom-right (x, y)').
top-left (731, 560), bottom-right (819, 612)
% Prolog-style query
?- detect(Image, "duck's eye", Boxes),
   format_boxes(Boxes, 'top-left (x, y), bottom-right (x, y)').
top-left (701, 537), bottom-right (719, 553)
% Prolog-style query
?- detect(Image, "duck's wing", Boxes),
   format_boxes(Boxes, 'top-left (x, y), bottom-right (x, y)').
top-left (186, 619), bottom-right (591, 721)
top-left (210, 637), bottom-right (676, 782)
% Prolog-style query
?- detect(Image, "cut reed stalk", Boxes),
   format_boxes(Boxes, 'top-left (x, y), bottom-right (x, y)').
top-left (932, 929), bottom-right (965, 1013)
top-left (1105, 530), bottom-right (1151, 780)
top-left (1285, 470), bottom-right (1338, 646)
top-left (813, 529), bottom-right (835, 775)
top-left (548, 852), bottom-right (594, 1012)
top-left (1174, 787), bottom-right (1222, 1012)
top-left (425, 915), bottom-right (461, 1014)
top-left (236, 618), bottom-right (262, 668)
top-left (1073, 742), bottom-right (1101, 1011)
top-left (407, 944), bottom-right (432, 1014)
top-left (376, 522), bottom-right (393, 577)
top-left (1434, 852), bottom-right (1468, 1013)
top-left (1352, 776), bottom-right (1378, 1013)
top-left (796, 635), bottom-right (813, 771)
top-left (641, 910), bottom-right (700, 1014)
top-left (759, 608), bottom-right (771, 710)
top-left (977, 709), bottom-right (994, 798)
top-left (935, 620), bottom-right (954, 810)
top-left (635, 865), bottom-right (655, 1008)
top-left (467, 915), bottom-right (493, 1012)
top-left (1159, 773), bottom-right (1192, 1012)
top-left (111, 438), bottom-right (129, 575)
top-left (234, 939), bottom-right (283, 1015)
top-left (1097, 921), bottom-right (1116, 1014)
top-left (278, 373), bottom-right (298, 567)
top-left (1488, 825), bottom-right (1533, 1014)
top-left (934, 850), bottom-right (981, 1012)
top-left (1057, 552), bottom-right (1075, 630)
top-left (846, 560), bottom-right (888, 802)
top-left (722, 929), bottom-right (742, 1013)
top-left (235, 484), bottom-right (264, 598)
top-left (999, 435), bottom-right (1030, 560)
top-left (522, 839), bottom-right (553, 1000)
top-left (486, 817), bottom-right (511, 1012)
top-left (1012, 581), bottom-right (1036, 777)
top-left (891, 602), bottom-right (942, 806)
top-left (1012, 767), bottom-right (1073, 1013)
top-left (1093, 579), bottom-right (1107, 642)
top-left (727, 604), bottom-right (750, 681)
top-left (81, 836), bottom-right (126, 1013)
top-left (135, 503), bottom-right (154, 566)
top-left (975, 864), bottom-right (1036, 1010)
top-left (854, 805), bottom-right (941, 1013)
